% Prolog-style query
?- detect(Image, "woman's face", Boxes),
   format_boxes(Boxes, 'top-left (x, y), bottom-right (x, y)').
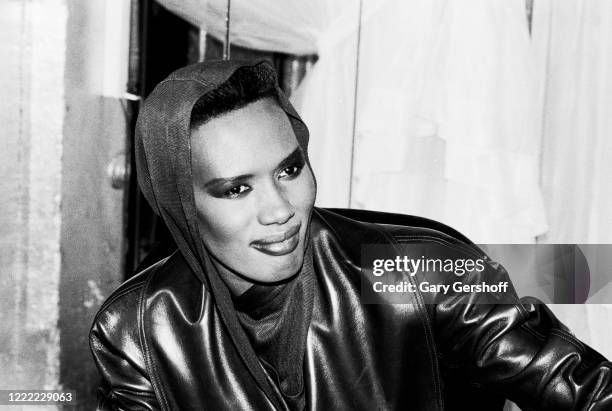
top-left (191, 97), bottom-right (316, 294)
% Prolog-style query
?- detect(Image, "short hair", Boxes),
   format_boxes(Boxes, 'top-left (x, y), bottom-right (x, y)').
top-left (190, 63), bottom-right (279, 129)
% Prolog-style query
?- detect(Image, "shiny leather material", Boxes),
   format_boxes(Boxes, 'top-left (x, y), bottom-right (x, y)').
top-left (90, 208), bottom-right (612, 410)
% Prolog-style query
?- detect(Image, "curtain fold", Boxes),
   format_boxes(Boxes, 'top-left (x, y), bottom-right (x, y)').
top-left (534, 0), bottom-right (612, 244)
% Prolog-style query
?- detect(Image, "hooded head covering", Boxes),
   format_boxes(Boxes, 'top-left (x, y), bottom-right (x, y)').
top-left (135, 60), bottom-right (315, 409)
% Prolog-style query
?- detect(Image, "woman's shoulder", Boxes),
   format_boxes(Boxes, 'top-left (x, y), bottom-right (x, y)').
top-left (93, 253), bottom-right (176, 317)
top-left (89, 251), bottom-right (203, 375)
top-left (308, 208), bottom-right (485, 282)
top-left (90, 251), bottom-right (198, 335)
top-left (89, 257), bottom-right (181, 407)
top-left (312, 207), bottom-right (474, 247)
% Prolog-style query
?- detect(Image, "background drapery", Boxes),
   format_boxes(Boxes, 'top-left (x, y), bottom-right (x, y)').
top-left (157, 0), bottom-right (612, 359)
top-left (534, 0), bottom-right (612, 244)
top-left (349, 0), bottom-right (547, 244)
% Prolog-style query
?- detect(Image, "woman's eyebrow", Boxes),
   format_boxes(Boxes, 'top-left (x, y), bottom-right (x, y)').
top-left (202, 147), bottom-right (303, 189)
top-left (277, 147), bottom-right (304, 170)
top-left (203, 174), bottom-right (253, 189)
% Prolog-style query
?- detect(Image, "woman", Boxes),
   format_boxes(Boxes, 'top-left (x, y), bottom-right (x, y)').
top-left (90, 59), bottom-right (612, 410)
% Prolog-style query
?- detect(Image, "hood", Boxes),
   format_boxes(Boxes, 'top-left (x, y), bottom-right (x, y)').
top-left (134, 59), bottom-right (312, 409)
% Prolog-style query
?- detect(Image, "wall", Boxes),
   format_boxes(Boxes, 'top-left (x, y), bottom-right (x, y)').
top-left (60, 0), bottom-right (128, 408)
top-left (0, 0), bottom-right (66, 402)
top-left (0, 1), bottom-right (128, 409)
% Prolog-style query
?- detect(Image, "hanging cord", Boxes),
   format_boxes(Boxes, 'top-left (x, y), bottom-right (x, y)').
top-left (526, 0), bottom-right (534, 35)
top-left (223, 0), bottom-right (231, 60)
top-left (348, 0), bottom-right (364, 208)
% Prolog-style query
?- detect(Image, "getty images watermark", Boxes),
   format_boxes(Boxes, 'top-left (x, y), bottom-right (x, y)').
top-left (361, 243), bottom-right (612, 304)
top-left (370, 254), bottom-right (510, 295)
top-left (361, 243), bottom-right (516, 304)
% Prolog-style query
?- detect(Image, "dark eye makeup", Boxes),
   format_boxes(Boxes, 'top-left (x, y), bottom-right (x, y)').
top-left (206, 147), bottom-right (307, 200)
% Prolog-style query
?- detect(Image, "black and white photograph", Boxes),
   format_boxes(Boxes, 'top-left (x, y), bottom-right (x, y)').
top-left (1, 0), bottom-right (612, 409)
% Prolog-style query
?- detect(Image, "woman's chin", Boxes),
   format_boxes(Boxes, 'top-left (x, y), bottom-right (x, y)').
top-left (251, 254), bottom-right (304, 284)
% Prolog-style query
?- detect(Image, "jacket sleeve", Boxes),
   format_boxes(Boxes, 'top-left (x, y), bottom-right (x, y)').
top-left (426, 250), bottom-right (612, 410)
top-left (89, 282), bottom-right (161, 411)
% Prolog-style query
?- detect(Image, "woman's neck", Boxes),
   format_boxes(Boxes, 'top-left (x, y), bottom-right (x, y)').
top-left (210, 257), bottom-right (254, 296)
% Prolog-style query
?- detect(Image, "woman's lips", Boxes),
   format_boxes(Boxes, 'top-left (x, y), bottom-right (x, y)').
top-left (251, 224), bottom-right (301, 256)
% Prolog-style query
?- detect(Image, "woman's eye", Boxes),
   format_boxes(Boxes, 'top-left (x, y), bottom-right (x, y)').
top-left (223, 185), bottom-right (250, 199)
top-left (278, 164), bottom-right (303, 179)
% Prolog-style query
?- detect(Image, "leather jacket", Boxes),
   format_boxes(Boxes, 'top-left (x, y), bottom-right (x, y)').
top-left (90, 207), bottom-right (612, 410)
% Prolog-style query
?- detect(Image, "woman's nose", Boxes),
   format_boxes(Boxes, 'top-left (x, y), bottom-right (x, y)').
top-left (257, 184), bottom-right (295, 225)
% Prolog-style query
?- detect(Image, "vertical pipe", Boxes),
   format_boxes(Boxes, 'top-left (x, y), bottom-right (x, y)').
top-left (223, 0), bottom-right (231, 60)
top-left (348, 0), bottom-right (364, 208)
top-left (127, 0), bottom-right (141, 95)
top-left (125, 0), bottom-right (148, 276)
top-left (526, 0), bottom-right (534, 35)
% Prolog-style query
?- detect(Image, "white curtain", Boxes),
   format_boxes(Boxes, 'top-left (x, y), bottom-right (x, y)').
top-left (534, 0), bottom-right (612, 244)
top-left (349, 0), bottom-right (547, 244)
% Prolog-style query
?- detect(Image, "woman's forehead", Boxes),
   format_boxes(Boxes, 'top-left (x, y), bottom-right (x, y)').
top-left (190, 98), bottom-right (299, 178)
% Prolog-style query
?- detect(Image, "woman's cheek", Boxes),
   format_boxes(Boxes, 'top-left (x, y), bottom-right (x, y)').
top-left (197, 201), bottom-right (247, 243)
top-left (300, 168), bottom-right (317, 209)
